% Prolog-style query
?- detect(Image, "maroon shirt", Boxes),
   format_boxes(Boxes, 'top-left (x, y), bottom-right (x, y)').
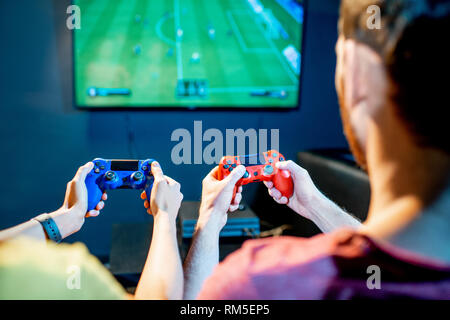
top-left (198, 229), bottom-right (450, 299)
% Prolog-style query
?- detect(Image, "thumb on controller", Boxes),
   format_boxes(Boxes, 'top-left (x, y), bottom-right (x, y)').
top-left (224, 165), bottom-right (246, 187)
top-left (276, 160), bottom-right (305, 180)
top-left (151, 161), bottom-right (164, 181)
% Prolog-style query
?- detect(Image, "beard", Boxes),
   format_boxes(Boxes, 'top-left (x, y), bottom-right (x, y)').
top-left (337, 78), bottom-right (368, 171)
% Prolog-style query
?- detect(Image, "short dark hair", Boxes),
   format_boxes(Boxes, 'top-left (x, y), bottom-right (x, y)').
top-left (339, 0), bottom-right (450, 153)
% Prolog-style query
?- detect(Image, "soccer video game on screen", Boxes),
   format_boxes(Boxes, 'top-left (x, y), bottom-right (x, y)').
top-left (74, 0), bottom-right (304, 108)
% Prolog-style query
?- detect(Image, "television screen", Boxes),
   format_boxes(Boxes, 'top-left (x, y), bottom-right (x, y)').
top-left (73, 0), bottom-right (304, 108)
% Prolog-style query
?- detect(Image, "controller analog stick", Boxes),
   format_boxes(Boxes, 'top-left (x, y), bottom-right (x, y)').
top-left (105, 171), bottom-right (116, 181)
top-left (264, 165), bottom-right (274, 175)
top-left (132, 171), bottom-right (144, 181)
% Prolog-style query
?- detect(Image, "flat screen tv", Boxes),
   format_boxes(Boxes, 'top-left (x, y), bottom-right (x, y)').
top-left (73, 0), bottom-right (305, 108)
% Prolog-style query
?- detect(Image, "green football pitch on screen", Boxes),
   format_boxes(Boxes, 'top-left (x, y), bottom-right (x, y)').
top-left (74, 0), bottom-right (304, 108)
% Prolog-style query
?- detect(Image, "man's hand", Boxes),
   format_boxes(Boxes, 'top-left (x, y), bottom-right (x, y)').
top-left (265, 160), bottom-right (362, 232)
top-left (264, 160), bottom-right (322, 220)
top-left (198, 165), bottom-right (246, 233)
top-left (182, 164), bottom-right (245, 299)
top-left (50, 162), bottom-right (107, 238)
top-left (141, 161), bottom-right (183, 221)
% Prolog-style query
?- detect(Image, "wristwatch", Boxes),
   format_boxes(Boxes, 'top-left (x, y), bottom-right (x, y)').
top-left (33, 214), bottom-right (62, 243)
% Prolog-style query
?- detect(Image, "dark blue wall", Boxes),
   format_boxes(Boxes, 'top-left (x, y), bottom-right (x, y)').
top-left (0, 0), bottom-right (347, 256)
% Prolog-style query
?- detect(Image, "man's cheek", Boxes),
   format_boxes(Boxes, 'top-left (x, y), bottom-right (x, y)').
top-left (335, 59), bottom-right (344, 99)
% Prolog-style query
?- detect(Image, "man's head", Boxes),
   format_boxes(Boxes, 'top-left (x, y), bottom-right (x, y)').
top-left (335, 0), bottom-right (450, 170)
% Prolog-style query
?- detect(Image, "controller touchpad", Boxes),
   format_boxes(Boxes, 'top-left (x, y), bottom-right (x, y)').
top-left (239, 153), bottom-right (265, 166)
top-left (111, 160), bottom-right (139, 171)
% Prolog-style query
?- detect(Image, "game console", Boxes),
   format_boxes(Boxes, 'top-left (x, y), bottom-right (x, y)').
top-left (178, 202), bottom-right (260, 239)
top-left (85, 158), bottom-right (155, 211)
top-left (218, 150), bottom-right (294, 201)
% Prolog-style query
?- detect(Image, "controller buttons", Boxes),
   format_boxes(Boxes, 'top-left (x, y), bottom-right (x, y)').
top-left (227, 160), bottom-right (232, 165)
top-left (229, 167), bottom-right (233, 172)
top-left (105, 171), bottom-right (116, 181)
top-left (268, 159), bottom-right (273, 163)
top-left (264, 165), bottom-right (274, 175)
top-left (231, 163), bottom-right (236, 168)
top-left (279, 157), bottom-right (284, 161)
top-left (223, 164), bottom-right (229, 169)
top-left (244, 171), bottom-right (249, 178)
top-left (272, 152), bottom-right (278, 157)
top-left (94, 168), bottom-right (100, 174)
top-left (253, 172), bottom-right (258, 176)
top-left (132, 171), bottom-right (144, 182)
top-left (100, 165), bottom-right (105, 170)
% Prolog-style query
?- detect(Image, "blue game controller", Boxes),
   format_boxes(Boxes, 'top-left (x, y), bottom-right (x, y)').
top-left (85, 158), bottom-right (155, 212)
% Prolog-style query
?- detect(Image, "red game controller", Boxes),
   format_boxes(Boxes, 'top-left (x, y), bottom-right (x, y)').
top-left (218, 150), bottom-right (294, 203)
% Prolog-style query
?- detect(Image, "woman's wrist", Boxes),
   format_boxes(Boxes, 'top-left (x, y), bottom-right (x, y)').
top-left (153, 209), bottom-right (177, 229)
top-left (48, 208), bottom-right (84, 239)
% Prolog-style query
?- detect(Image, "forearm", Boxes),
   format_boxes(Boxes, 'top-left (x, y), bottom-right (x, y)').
top-left (135, 211), bottom-right (183, 300)
top-left (0, 219), bottom-right (46, 242)
top-left (307, 192), bottom-right (362, 233)
top-left (183, 213), bottom-right (222, 300)
top-left (0, 209), bottom-right (80, 242)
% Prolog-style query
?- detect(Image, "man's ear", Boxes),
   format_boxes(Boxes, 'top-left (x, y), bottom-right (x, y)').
top-left (343, 39), bottom-right (369, 110)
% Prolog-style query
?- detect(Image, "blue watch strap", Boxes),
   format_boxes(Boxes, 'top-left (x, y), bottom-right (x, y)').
top-left (33, 214), bottom-right (62, 243)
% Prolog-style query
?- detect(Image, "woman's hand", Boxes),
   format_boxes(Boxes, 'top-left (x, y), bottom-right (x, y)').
top-left (50, 162), bottom-right (107, 238)
top-left (140, 161), bottom-right (183, 222)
